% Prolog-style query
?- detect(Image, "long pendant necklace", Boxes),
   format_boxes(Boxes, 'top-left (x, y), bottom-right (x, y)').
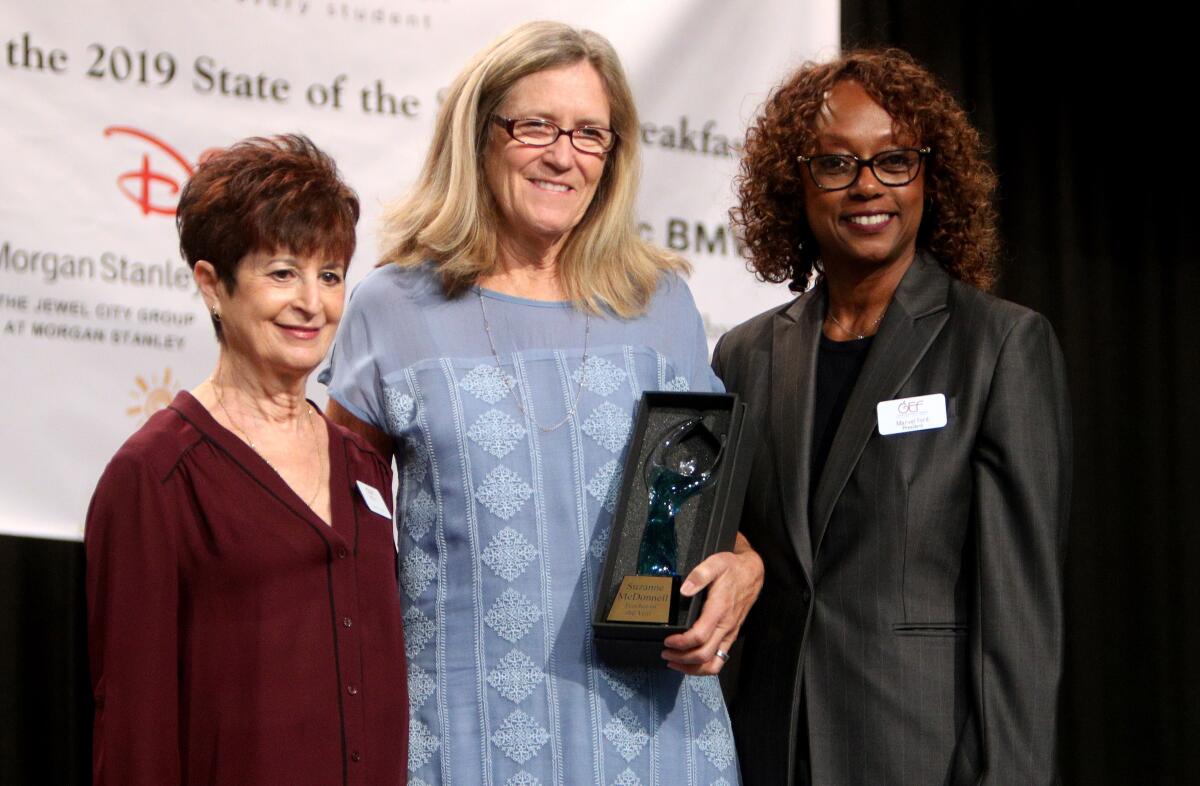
top-left (213, 378), bottom-right (324, 510)
top-left (477, 288), bottom-right (591, 433)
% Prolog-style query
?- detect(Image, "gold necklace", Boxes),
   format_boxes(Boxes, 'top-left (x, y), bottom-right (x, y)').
top-left (213, 379), bottom-right (324, 510)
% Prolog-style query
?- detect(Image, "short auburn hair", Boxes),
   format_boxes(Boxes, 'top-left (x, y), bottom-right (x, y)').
top-left (177, 134), bottom-right (359, 292)
top-left (733, 48), bottom-right (999, 291)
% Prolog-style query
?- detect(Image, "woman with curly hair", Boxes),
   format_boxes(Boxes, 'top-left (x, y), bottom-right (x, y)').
top-left (714, 49), bottom-right (1071, 786)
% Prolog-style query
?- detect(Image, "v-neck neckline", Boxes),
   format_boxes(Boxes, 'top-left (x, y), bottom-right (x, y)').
top-left (171, 390), bottom-right (352, 542)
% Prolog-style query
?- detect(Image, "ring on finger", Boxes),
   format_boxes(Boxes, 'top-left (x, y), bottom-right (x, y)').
top-left (716, 649), bottom-right (731, 662)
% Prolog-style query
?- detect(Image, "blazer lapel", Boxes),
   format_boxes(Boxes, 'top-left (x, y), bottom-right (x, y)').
top-left (810, 254), bottom-right (952, 556)
top-left (771, 286), bottom-right (825, 578)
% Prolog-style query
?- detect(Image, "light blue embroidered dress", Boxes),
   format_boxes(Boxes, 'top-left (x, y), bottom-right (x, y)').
top-left (324, 264), bottom-right (740, 786)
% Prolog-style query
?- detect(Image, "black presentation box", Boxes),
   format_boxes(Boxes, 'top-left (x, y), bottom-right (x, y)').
top-left (592, 391), bottom-right (755, 667)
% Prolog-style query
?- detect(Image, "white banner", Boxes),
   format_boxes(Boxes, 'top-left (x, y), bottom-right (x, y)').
top-left (0, 0), bottom-right (838, 540)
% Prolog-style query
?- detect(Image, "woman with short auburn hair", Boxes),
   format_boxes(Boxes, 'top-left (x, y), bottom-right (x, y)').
top-left (325, 20), bottom-right (762, 786)
top-left (87, 134), bottom-right (408, 786)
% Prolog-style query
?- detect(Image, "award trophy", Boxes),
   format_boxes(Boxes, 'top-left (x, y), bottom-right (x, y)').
top-left (607, 417), bottom-right (725, 624)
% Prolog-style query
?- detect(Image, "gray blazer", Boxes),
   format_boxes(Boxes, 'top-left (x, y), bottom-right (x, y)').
top-left (713, 255), bottom-right (1071, 786)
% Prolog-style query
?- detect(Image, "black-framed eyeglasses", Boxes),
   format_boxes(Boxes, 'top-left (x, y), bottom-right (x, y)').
top-left (492, 115), bottom-right (618, 154)
top-left (797, 147), bottom-right (931, 190)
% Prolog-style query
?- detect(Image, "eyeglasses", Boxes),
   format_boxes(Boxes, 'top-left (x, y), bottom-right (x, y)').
top-left (492, 115), bottom-right (618, 154)
top-left (797, 147), bottom-right (931, 191)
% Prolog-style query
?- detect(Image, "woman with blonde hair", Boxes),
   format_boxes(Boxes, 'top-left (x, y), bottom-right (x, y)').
top-left (324, 20), bottom-right (761, 786)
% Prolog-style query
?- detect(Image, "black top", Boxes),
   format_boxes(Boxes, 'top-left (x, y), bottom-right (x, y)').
top-left (810, 332), bottom-right (874, 495)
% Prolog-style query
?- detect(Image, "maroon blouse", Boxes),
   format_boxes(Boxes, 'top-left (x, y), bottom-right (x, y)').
top-left (86, 391), bottom-right (408, 786)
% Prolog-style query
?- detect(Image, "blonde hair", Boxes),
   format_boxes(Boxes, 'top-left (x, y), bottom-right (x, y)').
top-left (379, 20), bottom-right (685, 317)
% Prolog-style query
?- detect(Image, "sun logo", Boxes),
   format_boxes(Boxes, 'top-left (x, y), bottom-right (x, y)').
top-left (127, 368), bottom-right (179, 422)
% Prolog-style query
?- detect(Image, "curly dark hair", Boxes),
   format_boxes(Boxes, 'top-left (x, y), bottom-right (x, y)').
top-left (732, 48), bottom-right (998, 291)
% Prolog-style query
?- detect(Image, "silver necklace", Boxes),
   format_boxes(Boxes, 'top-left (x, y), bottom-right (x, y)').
top-left (825, 309), bottom-right (883, 340)
top-left (213, 379), bottom-right (324, 510)
top-left (477, 287), bottom-right (591, 433)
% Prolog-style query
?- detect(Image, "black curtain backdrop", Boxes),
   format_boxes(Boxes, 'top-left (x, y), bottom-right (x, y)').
top-left (0, 536), bottom-right (90, 785)
top-left (1, 4), bottom-right (1196, 785)
top-left (842, 2), bottom-right (1199, 783)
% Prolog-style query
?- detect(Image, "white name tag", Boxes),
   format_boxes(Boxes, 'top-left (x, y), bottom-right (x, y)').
top-left (876, 393), bottom-right (948, 436)
top-left (356, 481), bottom-right (393, 519)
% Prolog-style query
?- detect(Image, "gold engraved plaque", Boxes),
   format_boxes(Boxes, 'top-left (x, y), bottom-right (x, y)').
top-left (606, 575), bottom-right (679, 624)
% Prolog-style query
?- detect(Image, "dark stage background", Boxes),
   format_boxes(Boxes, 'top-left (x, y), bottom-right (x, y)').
top-left (2, 3), bottom-right (1196, 784)
top-left (842, 2), bottom-right (1199, 783)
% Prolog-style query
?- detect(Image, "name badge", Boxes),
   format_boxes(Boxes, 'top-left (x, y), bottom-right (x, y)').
top-left (356, 481), bottom-right (393, 519)
top-left (876, 393), bottom-right (947, 436)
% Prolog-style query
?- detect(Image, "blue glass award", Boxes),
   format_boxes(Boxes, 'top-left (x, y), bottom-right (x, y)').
top-left (608, 417), bottom-right (724, 624)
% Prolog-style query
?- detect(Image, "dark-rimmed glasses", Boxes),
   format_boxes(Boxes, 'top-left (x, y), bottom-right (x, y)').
top-left (797, 147), bottom-right (931, 191)
top-left (492, 115), bottom-right (618, 154)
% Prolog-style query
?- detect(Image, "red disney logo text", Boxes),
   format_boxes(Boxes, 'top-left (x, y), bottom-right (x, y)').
top-left (103, 126), bottom-right (195, 217)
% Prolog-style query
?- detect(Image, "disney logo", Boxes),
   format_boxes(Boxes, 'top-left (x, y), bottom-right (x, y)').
top-left (103, 126), bottom-right (195, 217)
